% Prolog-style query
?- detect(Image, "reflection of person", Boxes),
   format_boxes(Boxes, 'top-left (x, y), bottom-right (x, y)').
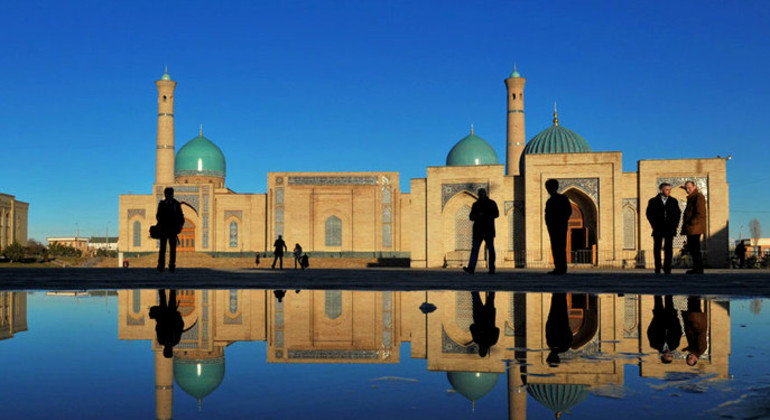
top-left (273, 289), bottom-right (287, 302)
top-left (545, 180), bottom-right (572, 275)
top-left (149, 289), bottom-right (184, 358)
top-left (463, 188), bottom-right (499, 275)
top-left (682, 181), bottom-right (707, 274)
top-left (155, 187), bottom-right (185, 273)
top-left (735, 241), bottom-right (747, 268)
top-left (545, 293), bottom-right (573, 366)
top-left (646, 183), bottom-right (681, 274)
top-left (682, 296), bottom-right (708, 366)
top-left (271, 235), bottom-right (288, 270)
top-left (647, 295), bottom-right (682, 364)
top-left (469, 292), bottom-right (499, 357)
top-left (293, 243), bottom-right (303, 269)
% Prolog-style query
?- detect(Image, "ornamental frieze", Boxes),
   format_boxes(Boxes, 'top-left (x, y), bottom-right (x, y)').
top-left (127, 209), bottom-right (145, 219)
top-left (655, 177), bottom-right (708, 199)
top-left (288, 176), bottom-right (379, 185)
top-left (557, 178), bottom-right (599, 203)
top-left (224, 210), bottom-right (243, 221)
top-left (441, 182), bottom-right (489, 209)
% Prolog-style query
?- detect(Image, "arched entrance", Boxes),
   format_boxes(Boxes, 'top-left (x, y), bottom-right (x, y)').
top-left (566, 293), bottom-right (598, 349)
top-left (178, 218), bottom-right (196, 252)
top-left (563, 189), bottom-right (597, 264)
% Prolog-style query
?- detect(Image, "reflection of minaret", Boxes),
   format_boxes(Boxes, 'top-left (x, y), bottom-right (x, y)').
top-left (507, 360), bottom-right (527, 420)
top-left (155, 68), bottom-right (176, 185)
top-left (505, 65), bottom-right (526, 176)
top-left (155, 350), bottom-right (174, 420)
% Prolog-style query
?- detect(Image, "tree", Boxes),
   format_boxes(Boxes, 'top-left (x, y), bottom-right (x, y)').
top-left (749, 218), bottom-right (762, 246)
top-left (3, 242), bottom-right (25, 262)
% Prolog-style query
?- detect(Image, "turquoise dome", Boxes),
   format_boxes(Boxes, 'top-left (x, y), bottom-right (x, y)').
top-left (520, 113), bottom-right (591, 173)
top-left (175, 133), bottom-right (226, 178)
top-left (446, 131), bottom-right (500, 166)
top-left (527, 383), bottom-right (589, 416)
top-left (173, 357), bottom-right (225, 401)
top-left (447, 371), bottom-right (500, 402)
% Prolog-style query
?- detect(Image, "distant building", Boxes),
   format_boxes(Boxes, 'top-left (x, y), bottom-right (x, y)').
top-left (89, 236), bottom-right (119, 252)
top-left (0, 192), bottom-right (29, 248)
top-left (46, 237), bottom-right (89, 254)
top-left (0, 292), bottom-right (27, 342)
top-left (735, 238), bottom-right (770, 257)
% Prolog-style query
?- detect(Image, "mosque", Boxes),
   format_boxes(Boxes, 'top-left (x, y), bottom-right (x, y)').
top-left (118, 67), bottom-right (730, 268)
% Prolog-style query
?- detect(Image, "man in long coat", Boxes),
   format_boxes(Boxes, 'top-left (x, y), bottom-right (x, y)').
top-left (682, 181), bottom-right (707, 274)
top-left (646, 182), bottom-right (682, 274)
top-left (545, 179), bottom-right (572, 275)
top-left (463, 188), bottom-right (499, 274)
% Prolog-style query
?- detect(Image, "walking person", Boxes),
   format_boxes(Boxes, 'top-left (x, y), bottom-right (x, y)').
top-left (545, 293), bottom-right (573, 367)
top-left (469, 291), bottom-right (500, 357)
top-left (271, 235), bottom-right (288, 269)
top-left (293, 243), bottom-right (303, 269)
top-left (735, 241), bottom-right (747, 268)
top-left (155, 187), bottom-right (185, 273)
top-left (646, 295), bottom-right (682, 364)
top-left (682, 181), bottom-right (707, 274)
top-left (545, 179), bottom-right (572, 275)
top-left (646, 183), bottom-right (681, 274)
top-left (149, 289), bottom-right (184, 358)
top-left (462, 188), bottom-right (499, 275)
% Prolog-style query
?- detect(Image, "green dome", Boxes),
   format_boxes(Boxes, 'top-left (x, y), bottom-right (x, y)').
top-left (520, 114), bottom-right (591, 173)
top-left (510, 64), bottom-right (521, 78)
top-left (175, 133), bottom-right (226, 178)
top-left (447, 371), bottom-right (500, 402)
top-left (173, 357), bottom-right (225, 400)
top-left (527, 383), bottom-right (589, 416)
top-left (446, 131), bottom-right (500, 167)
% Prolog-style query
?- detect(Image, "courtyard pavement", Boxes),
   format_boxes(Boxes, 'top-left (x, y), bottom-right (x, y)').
top-left (0, 267), bottom-right (768, 297)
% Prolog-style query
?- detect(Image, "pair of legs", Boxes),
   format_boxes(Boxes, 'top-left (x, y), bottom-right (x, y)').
top-left (548, 226), bottom-right (568, 274)
top-left (465, 236), bottom-right (496, 274)
top-left (272, 253), bottom-right (283, 269)
top-left (157, 235), bottom-right (177, 272)
top-left (653, 233), bottom-right (674, 274)
top-left (687, 234), bottom-right (703, 273)
top-left (294, 255), bottom-right (301, 269)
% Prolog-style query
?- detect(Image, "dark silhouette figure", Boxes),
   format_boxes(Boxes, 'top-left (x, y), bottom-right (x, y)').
top-left (272, 235), bottom-right (288, 269)
top-left (545, 180), bottom-right (572, 275)
top-left (299, 254), bottom-right (309, 270)
top-left (149, 289), bottom-right (184, 359)
top-left (682, 181), bottom-right (707, 274)
top-left (463, 188), bottom-right (499, 275)
top-left (646, 183), bottom-right (682, 274)
top-left (255, 253), bottom-right (261, 267)
top-left (682, 296), bottom-right (708, 366)
top-left (735, 241), bottom-right (747, 268)
top-left (647, 295), bottom-right (682, 364)
top-left (293, 243), bottom-right (303, 269)
top-left (156, 187), bottom-right (185, 273)
top-left (273, 289), bottom-right (287, 302)
top-left (545, 293), bottom-right (573, 366)
top-left (469, 292), bottom-right (500, 357)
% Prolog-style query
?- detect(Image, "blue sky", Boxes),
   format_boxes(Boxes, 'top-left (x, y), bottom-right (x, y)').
top-left (1, 0), bottom-right (768, 241)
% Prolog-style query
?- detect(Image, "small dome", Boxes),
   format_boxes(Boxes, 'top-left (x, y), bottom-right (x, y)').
top-left (446, 130), bottom-right (500, 167)
top-left (175, 132), bottom-right (226, 178)
top-left (527, 383), bottom-right (589, 417)
top-left (161, 67), bottom-right (172, 81)
top-left (447, 371), bottom-right (500, 402)
top-left (173, 357), bottom-right (225, 400)
top-left (520, 112), bottom-right (591, 173)
top-left (510, 64), bottom-right (521, 78)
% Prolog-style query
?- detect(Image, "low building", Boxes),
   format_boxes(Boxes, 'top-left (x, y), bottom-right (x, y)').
top-left (89, 236), bottom-right (119, 252)
top-left (735, 238), bottom-right (770, 257)
top-left (46, 237), bottom-right (89, 255)
top-left (0, 192), bottom-right (29, 248)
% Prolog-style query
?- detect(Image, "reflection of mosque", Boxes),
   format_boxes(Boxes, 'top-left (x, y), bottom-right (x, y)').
top-left (0, 291), bottom-right (27, 342)
top-left (119, 290), bottom-right (730, 419)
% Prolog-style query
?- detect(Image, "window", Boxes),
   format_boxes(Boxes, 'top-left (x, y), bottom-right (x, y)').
top-left (455, 205), bottom-right (472, 251)
top-left (623, 207), bottom-right (636, 250)
top-left (512, 94), bottom-right (516, 100)
top-left (325, 216), bottom-right (342, 247)
top-left (229, 221), bottom-right (238, 248)
top-left (132, 220), bottom-right (141, 247)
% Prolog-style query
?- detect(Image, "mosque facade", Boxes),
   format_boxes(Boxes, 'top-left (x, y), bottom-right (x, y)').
top-left (0, 192), bottom-right (28, 249)
top-left (118, 68), bottom-right (730, 268)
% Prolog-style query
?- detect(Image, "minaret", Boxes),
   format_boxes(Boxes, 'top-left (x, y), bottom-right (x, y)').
top-left (155, 67), bottom-right (176, 185)
top-left (155, 350), bottom-right (174, 420)
top-left (505, 65), bottom-right (526, 176)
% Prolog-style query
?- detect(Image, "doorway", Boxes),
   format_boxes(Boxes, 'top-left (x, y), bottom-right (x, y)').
top-left (178, 218), bottom-right (196, 252)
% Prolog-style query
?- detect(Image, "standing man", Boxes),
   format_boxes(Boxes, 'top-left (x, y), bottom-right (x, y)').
top-left (463, 188), bottom-right (499, 275)
top-left (545, 179), bottom-right (572, 275)
top-left (735, 241), bottom-right (747, 268)
top-left (646, 183), bottom-right (681, 274)
top-left (271, 234), bottom-right (288, 270)
top-left (156, 187), bottom-right (185, 273)
top-left (682, 181), bottom-right (707, 274)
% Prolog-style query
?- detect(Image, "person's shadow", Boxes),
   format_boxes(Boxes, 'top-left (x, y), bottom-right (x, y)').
top-left (149, 289), bottom-right (184, 358)
top-left (469, 291), bottom-right (500, 357)
top-left (545, 293), bottom-right (573, 367)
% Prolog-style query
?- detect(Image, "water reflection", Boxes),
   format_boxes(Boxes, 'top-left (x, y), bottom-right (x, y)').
top-left (0, 291), bottom-right (27, 341)
top-left (117, 290), bottom-right (731, 418)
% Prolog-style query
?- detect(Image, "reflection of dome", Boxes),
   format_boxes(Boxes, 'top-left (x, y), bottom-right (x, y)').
top-left (520, 111), bottom-right (591, 173)
top-left (446, 130), bottom-right (500, 167)
top-left (527, 383), bottom-right (589, 418)
top-left (173, 357), bottom-right (225, 401)
top-left (175, 133), bottom-right (226, 178)
top-left (447, 371), bottom-right (500, 402)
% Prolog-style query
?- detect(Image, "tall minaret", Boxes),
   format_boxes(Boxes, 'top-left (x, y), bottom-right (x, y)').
top-left (155, 349), bottom-right (174, 420)
top-left (505, 65), bottom-right (526, 176)
top-left (155, 67), bottom-right (176, 185)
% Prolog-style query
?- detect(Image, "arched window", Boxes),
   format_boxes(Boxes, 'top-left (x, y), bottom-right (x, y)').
top-left (325, 290), bottom-right (342, 319)
top-left (132, 290), bottom-right (141, 313)
top-left (325, 216), bottom-right (342, 246)
top-left (132, 220), bottom-right (141, 247)
top-left (229, 289), bottom-right (238, 313)
top-left (229, 221), bottom-right (238, 248)
top-left (623, 206), bottom-right (636, 250)
top-left (455, 205), bottom-right (472, 251)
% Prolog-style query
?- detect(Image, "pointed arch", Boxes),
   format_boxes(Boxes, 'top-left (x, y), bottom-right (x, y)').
top-left (325, 215), bottom-right (342, 247)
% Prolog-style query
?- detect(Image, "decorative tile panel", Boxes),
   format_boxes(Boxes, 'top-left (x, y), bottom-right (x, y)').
top-left (441, 182), bottom-right (489, 209)
top-left (655, 177), bottom-right (708, 199)
top-left (224, 210), bottom-right (243, 221)
top-left (441, 327), bottom-right (478, 354)
top-left (556, 178), bottom-right (599, 203)
top-left (288, 176), bottom-right (378, 185)
top-left (176, 195), bottom-right (199, 214)
top-left (127, 209), bottom-right (146, 219)
top-left (288, 350), bottom-right (380, 359)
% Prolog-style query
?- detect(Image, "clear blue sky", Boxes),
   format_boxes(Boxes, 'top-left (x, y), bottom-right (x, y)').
top-left (2, 0), bottom-right (768, 242)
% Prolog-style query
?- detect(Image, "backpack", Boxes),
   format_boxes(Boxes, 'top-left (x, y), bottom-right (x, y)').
top-left (300, 255), bottom-right (309, 269)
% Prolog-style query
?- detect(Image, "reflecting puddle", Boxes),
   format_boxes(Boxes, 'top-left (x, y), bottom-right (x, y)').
top-left (0, 290), bottom-right (769, 419)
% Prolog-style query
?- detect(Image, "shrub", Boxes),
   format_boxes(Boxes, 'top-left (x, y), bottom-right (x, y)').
top-left (3, 242), bottom-right (25, 262)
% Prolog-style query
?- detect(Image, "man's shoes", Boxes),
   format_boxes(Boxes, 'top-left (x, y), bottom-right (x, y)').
top-left (686, 269), bottom-right (704, 274)
top-left (488, 269), bottom-right (495, 275)
top-left (156, 266), bottom-right (164, 273)
top-left (664, 270), bottom-right (672, 275)
top-left (462, 267), bottom-right (474, 275)
top-left (654, 269), bottom-right (661, 275)
top-left (547, 270), bottom-right (566, 275)
top-left (169, 266), bottom-right (175, 273)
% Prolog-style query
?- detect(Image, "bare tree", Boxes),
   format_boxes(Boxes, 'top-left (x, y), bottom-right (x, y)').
top-left (751, 299), bottom-right (763, 315)
top-left (749, 218), bottom-right (762, 246)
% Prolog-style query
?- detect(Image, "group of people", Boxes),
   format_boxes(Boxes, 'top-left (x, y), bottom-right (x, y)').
top-left (264, 235), bottom-right (308, 270)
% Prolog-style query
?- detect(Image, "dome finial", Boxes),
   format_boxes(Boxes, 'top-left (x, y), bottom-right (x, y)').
top-left (471, 123), bottom-right (474, 136)
top-left (161, 66), bottom-right (172, 81)
top-left (553, 102), bottom-right (559, 126)
top-left (199, 124), bottom-right (203, 136)
top-left (198, 399), bottom-right (202, 412)
top-left (510, 63), bottom-right (521, 78)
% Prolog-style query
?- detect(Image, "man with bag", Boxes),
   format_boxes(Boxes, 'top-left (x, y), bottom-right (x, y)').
top-left (155, 187), bottom-right (185, 272)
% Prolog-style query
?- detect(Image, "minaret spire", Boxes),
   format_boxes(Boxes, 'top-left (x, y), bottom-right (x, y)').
top-left (553, 102), bottom-right (559, 126)
top-left (471, 123), bottom-right (474, 136)
top-left (199, 124), bottom-right (203, 136)
top-left (505, 64), bottom-right (526, 175)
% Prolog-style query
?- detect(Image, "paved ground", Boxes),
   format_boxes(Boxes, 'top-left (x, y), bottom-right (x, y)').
top-left (0, 267), bottom-right (769, 297)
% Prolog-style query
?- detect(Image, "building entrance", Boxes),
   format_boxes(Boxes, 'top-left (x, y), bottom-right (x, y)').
top-left (178, 218), bottom-right (195, 252)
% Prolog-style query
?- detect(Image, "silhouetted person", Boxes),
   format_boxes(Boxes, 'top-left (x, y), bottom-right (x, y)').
top-left (149, 289), bottom-right (184, 359)
top-left (272, 235), bottom-right (288, 269)
top-left (545, 293), bottom-right (573, 366)
top-left (682, 181), bottom-right (707, 274)
top-left (463, 188), bottom-right (499, 275)
top-left (469, 292), bottom-right (499, 357)
top-left (646, 183), bottom-right (681, 274)
top-left (735, 241), bottom-right (747, 268)
top-left (647, 295), bottom-right (682, 364)
top-left (156, 187), bottom-right (185, 273)
top-left (682, 296), bottom-right (707, 366)
top-left (293, 243), bottom-right (303, 269)
top-left (273, 289), bottom-right (287, 302)
top-left (255, 253), bottom-right (260, 267)
top-left (545, 179), bottom-right (572, 275)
